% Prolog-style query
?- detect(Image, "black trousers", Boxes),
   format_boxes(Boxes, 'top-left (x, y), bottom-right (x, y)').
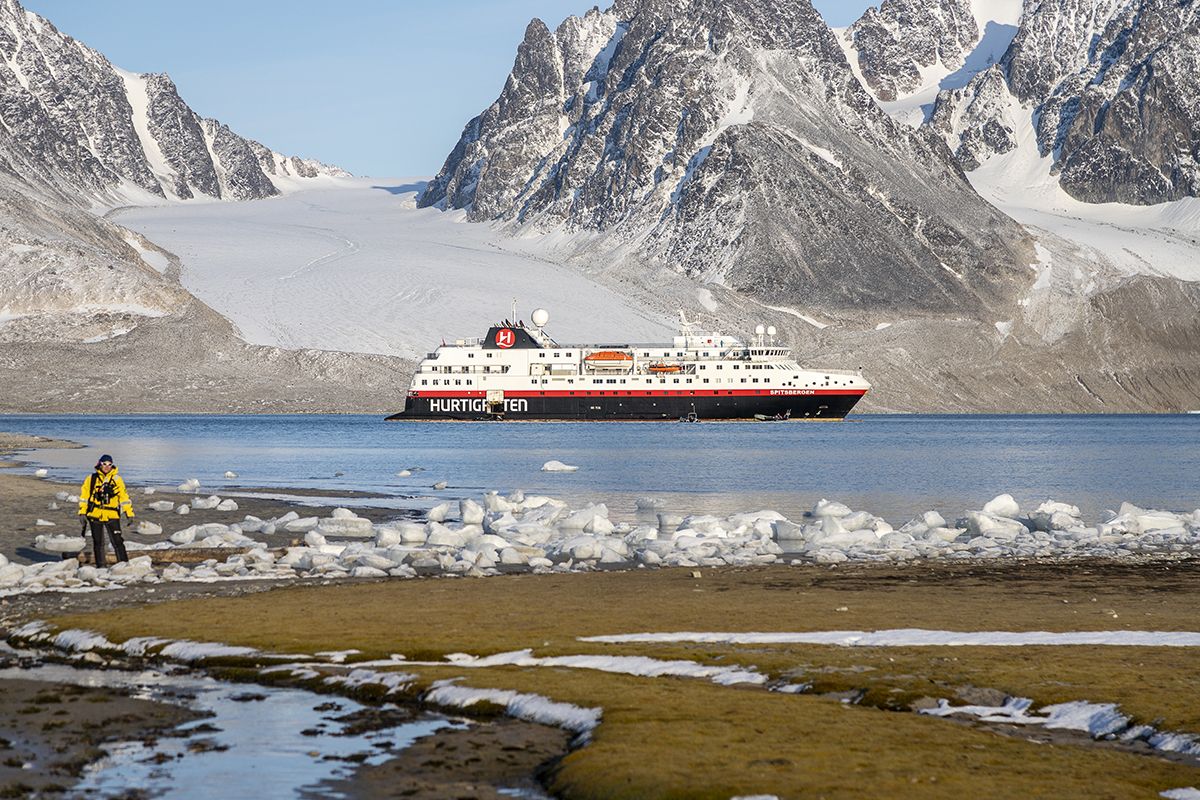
top-left (88, 518), bottom-right (128, 565)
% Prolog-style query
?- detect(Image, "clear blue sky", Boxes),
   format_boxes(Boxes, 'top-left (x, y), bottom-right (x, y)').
top-left (23, 1), bottom-right (873, 177)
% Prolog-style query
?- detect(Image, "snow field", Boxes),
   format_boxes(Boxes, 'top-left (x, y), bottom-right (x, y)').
top-left (113, 180), bottom-right (676, 360)
top-left (12, 491), bottom-right (1200, 595)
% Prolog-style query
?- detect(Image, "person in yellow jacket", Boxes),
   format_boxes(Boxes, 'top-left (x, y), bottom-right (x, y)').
top-left (77, 454), bottom-right (134, 565)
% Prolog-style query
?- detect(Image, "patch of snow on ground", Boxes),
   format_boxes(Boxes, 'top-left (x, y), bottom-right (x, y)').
top-left (1162, 790), bottom-right (1200, 800)
top-left (424, 680), bottom-right (601, 734)
top-left (923, 697), bottom-right (1200, 756)
top-left (757, 302), bottom-right (829, 329)
top-left (440, 649), bottom-right (766, 686)
top-left (579, 630), bottom-right (1200, 647)
top-left (121, 232), bottom-right (170, 273)
top-left (113, 180), bottom-right (675, 358)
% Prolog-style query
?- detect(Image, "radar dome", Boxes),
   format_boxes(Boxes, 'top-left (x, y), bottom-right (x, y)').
top-left (755, 324), bottom-right (766, 335)
top-left (531, 308), bottom-right (550, 328)
top-left (767, 325), bottom-right (777, 336)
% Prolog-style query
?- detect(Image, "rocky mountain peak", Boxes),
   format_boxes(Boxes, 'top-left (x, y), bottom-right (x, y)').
top-left (924, 0), bottom-right (1198, 205)
top-left (0, 0), bottom-right (347, 206)
top-left (845, 0), bottom-right (980, 101)
top-left (421, 0), bottom-right (1032, 316)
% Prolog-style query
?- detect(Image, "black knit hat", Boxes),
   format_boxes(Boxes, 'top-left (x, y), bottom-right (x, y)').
top-left (96, 454), bottom-right (114, 468)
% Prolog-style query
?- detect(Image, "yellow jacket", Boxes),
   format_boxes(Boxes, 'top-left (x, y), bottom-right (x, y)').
top-left (78, 467), bottom-right (135, 522)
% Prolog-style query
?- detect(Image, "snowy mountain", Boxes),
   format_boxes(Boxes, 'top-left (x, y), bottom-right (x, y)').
top-left (0, 0), bottom-right (410, 412)
top-left (0, 0), bottom-right (347, 205)
top-left (841, 0), bottom-right (1200, 209)
top-left (843, 0), bottom-right (980, 102)
top-left (421, 0), bottom-right (1034, 318)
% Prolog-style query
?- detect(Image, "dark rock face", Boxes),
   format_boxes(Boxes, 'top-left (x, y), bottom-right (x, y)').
top-left (925, 0), bottom-right (1199, 205)
top-left (845, 0), bottom-right (979, 101)
top-left (423, 0), bottom-right (1032, 315)
top-left (0, 0), bottom-right (346, 204)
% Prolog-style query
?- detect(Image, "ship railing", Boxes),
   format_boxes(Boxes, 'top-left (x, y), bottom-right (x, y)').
top-left (802, 366), bottom-right (864, 377)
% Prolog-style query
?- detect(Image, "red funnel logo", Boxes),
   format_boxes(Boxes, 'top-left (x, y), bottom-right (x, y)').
top-left (495, 328), bottom-right (516, 348)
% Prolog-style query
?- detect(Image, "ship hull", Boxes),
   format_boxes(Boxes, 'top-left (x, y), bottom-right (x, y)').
top-left (386, 389), bottom-right (866, 421)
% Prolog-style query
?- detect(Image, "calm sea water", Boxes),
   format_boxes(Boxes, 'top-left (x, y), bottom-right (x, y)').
top-left (2, 414), bottom-right (1196, 524)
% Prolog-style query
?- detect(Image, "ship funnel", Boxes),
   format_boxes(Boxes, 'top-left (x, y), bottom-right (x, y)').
top-left (531, 308), bottom-right (550, 328)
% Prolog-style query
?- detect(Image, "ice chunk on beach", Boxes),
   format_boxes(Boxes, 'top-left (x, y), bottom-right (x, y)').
top-left (542, 460), bottom-right (579, 472)
top-left (432, 481), bottom-right (448, 490)
top-left (178, 478), bottom-right (201, 493)
top-left (216, 499), bottom-right (239, 512)
top-left (963, 511), bottom-right (1028, 540)
top-left (395, 469), bottom-right (412, 477)
top-left (190, 495), bottom-right (222, 510)
top-left (148, 500), bottom-right (175, 512)
top-left (460, 499), bottom-right (485, 525)
top-left (34, 534), bottom-right (85, 553)
top-left (284, 517), bottom-right (320, 532)
top-left (304, 531), bottom-right (327, 548)
top-left (427, 502), bottom-right (451, 523)
top-left (317, 512), bottom-right (373, 538)
top-left (35, 519), bottom-right (56, 527)
top-left (136, 521), bottom-right (163, 537)
top-left (224, 471), bottom-right (238, 479)
top-left (811, 499), bottom-right (852, 518)
top-left (170, 526), bottom-right (196, 545)
top-left (982, 494), bottom-right (1020, 518)
top-left (176, 505), bottom-right (190, 515)
top-left (1030, 501), bottom-right (1083, 532)
top-left (34, 468), bottom-right (48, 478)
top-left (635, 496), bottom-right (666, 510)
top-left (560, 504), bottom-right (609, 530)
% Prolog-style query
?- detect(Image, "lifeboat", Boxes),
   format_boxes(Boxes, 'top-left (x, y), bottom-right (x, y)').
top-left (648, 362), bottom-right (682, 374)
top-left (584, 350), bottom-right (633, 362)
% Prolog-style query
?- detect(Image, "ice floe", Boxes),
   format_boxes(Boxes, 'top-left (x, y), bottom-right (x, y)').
top-left (542, 460), bottom-right (579, 472)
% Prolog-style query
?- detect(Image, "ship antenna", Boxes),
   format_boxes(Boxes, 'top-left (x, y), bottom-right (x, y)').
top-left (511, 297), bottom-right (518, 324)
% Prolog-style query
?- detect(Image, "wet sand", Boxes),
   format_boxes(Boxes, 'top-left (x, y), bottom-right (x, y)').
top-left (0, 674), bottom-right (202, 798)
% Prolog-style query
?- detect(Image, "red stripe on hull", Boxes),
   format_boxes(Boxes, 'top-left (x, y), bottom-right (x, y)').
top-left (409, 389), bottom-right (867, 399)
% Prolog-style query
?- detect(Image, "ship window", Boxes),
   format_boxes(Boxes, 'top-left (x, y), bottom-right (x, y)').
top-left (607, 379), bottom-right (617, 384)
top-left (468, 353), bottom-right (474, 358)
top-left (487, 353), bottom-right (493, 358)
top-left (455, 380), bottom-right (462, 385)
top-left (421, 380), bottom-right (427, 385)
top-left (703, 379), bottom-right (710, 384)
top-left (733, 364), bottom-right (739, 370)
top-left (642, 352), bottom-right (650, 357)
top-left (741, 379), bottom-right (747, 384)
top-left (673, 378), bottom-right (680, 384)
top-left (539, 353), bottom-right (546, 357)
top-left (620, 379), bottom-right (626, 384)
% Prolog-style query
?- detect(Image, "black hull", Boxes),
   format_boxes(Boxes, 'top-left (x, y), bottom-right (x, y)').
top-left (386, 391), bottom-right (866, 421)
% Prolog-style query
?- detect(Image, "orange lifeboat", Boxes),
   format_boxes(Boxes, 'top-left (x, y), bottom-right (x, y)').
top-left (584, 350), bottom-right (633, 363)
top-left (648, 362), bottom-right (682, 374)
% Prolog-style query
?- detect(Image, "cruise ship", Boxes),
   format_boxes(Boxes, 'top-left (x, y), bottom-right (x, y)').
top-left (387, 309), bottom-right (870, 421)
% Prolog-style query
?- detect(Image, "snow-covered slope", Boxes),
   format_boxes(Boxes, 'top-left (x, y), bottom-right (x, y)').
top-left (114, 180), bottom-right (676, 360)
top-left (842, 0), bottom-right (1200, 283)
